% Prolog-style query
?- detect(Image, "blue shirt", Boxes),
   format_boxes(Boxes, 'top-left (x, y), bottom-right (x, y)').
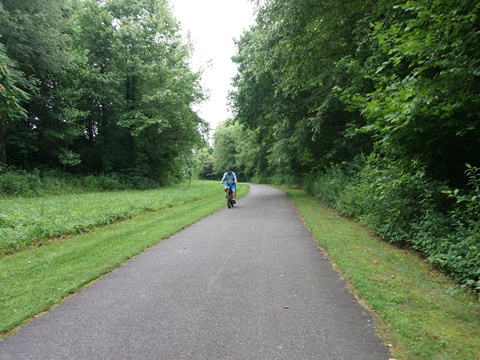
top-left (221, 171), bottom-right (237, 184)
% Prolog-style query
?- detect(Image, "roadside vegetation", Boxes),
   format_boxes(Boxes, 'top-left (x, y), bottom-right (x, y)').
top-left (0, 181), bottom-right (249, 336)
top-left (286, 188), bottom-right (480, 360)
top-left (0, 180), bottom-right (221, 255)
top-left (306, 160), bottom-right (480, 293)
top-left (0, 168), bottom-right (163, 198)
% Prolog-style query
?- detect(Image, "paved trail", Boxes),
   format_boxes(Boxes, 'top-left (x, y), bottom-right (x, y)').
top-left (0, 184), bottom-right (391, 359)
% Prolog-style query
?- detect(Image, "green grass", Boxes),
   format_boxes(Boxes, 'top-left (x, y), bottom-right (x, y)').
top-left (0, 182), bottom-right (249, 336)
top-left (3, 183), bottom-right (479, 359)
top-left (0, 181), bottom-right (223, 255)
top-left (284, 188), bottom-right (480, 360)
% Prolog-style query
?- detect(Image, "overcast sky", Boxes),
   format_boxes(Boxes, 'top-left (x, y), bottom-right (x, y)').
top-left (170, 0), bottom-right (255, 137)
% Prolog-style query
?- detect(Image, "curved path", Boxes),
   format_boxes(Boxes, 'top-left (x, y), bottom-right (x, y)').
top-left (0, 184), bottom-right (391, 359)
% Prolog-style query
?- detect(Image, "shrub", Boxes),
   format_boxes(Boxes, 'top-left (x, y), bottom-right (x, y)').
top-left (425, 165), bottom-right (480, 290)
top-left (0, 170), bottom-right (42, 197)
top-left (337, 155), bottom-right (444, 244)
top-left (0, 168), bottom-right (163, 198)
top-left (81, 174), bottom-right (129, 191)
top-left (311, 155), bottom-right (480, 291)
top-left (310, 163), bottom-right (353, 208)
top-left (125, 175), bottom-right (160, 190)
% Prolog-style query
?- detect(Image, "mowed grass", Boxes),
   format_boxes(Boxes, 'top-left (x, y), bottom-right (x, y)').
top-left (285, 188), bottom-right (480, 360)
top-left (0, 182), bottom-right (249, 336)
top-left (0, 181), bottom-right (221, 255)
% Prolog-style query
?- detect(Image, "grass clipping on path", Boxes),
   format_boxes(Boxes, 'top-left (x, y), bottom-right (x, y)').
top-left (0, 182), bottom-right (249, 336)
top-left (285, 188), bottom-right (480, 360)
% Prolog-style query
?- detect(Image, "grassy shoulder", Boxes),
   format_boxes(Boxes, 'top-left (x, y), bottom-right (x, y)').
top-left (0, 182), bottom-right (249, 337)
top-left (1, 181), bottom-right (222, 254)
top-left (284, 188), bottom-right (480, 360)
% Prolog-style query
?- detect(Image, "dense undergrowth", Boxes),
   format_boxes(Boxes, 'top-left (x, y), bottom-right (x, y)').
top-left (0, 167), bottom-right (162, 198)
top-left (306, 155), bottom-right (480, 293)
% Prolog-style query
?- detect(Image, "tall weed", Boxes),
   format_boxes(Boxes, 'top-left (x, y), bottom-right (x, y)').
top-left (0, 170), bottom-right (42, 197)
top-left (0, 169), bottom-right (164, 198)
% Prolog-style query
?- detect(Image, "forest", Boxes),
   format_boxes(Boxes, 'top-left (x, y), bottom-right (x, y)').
top-left (214, 0), bottom-right (480, 290)
top-left (1, 0), bottom-right (207, 187)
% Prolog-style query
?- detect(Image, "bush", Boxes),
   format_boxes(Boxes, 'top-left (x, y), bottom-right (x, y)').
top-left (310, 163), bottom-right (354, 208)
top-left (337, 155), bottom-right (444, 244)
top-left (125, 175), bottom-right (160, 190)
top-left (424, 165), bottom-right (480, 290)
top-left (0, 169), bottom-right (42, 197)
top-left (81, 174), bottom-right (129, 191)
top-left (0, 168), bottom-right (163, 198)
top-left (310, 155), bottom-right (480, 291)
top-left (251, 172), bottom-right (302, 188)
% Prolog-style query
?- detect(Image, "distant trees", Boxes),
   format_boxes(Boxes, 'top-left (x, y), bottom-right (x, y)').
top-left (0, 0), bottom-right (207, 184)
top-left (226, 0), bottom-right (374, 182)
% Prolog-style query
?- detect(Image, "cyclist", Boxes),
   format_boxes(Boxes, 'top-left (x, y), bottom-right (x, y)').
top-left (220, 166), bottom-right (237, 203)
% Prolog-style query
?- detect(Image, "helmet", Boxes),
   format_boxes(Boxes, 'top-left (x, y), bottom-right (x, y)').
top-left (226, 166), bottom-right (232, 171)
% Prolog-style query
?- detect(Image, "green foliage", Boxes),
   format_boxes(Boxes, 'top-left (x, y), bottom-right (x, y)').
top-left (196, 146), bottom-right (218, 180)
top-left (309, 162), bottom-right (355, 207)
top-left (228, 0), bottom-right (374, 182)
top-left (310, 157), bottom-right (480, 291)
top-left (65, 0), bottom-right (207, 182)
top-left (426, 165), bottom-right (480, 289)
top-left (0, 43), bottom-right (30, 164)
top-left (337, 155), bottom-right (443, 244)
top-left (0, 169), bottom-right (163, 197)
top-left (0, 0), bottom-right (208, 184)
top-left (0, 169), bottom-right (44, 197)
top-left (339, 0), bottom-right (480, 184)
top-left (212, 122), bottom-right (242, 176)
top-left (0, 43), bottom-right (29, 120)
top-left (0, 0), bottom-right (74, 167)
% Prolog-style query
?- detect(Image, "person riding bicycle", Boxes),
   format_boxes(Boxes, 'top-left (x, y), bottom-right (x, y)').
top-left (220, 166), bottom-right (237, 203)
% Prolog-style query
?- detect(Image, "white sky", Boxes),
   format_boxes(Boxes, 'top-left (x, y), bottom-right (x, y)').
top-left (170, 0), bottom-right (255, 137)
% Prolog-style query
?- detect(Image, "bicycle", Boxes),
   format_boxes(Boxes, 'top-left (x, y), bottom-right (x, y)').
top-left (225, 183), bottom-right (235, 208)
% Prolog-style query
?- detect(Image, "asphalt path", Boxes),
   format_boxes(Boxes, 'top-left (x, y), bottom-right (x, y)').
top-left (0, 184), bottom-right (391, 359)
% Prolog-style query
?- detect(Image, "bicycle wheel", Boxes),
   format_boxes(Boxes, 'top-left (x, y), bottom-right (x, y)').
top-left (227, 190), bottom-right (232, 208)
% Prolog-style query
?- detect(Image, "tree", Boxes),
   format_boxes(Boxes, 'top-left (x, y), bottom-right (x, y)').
top-left (338, 0), bottom-right (480, 185)
top-left (64, 0), bottom-right (207, 182)
top-left (212, 122), bottom-right (240, 176)
top-left (0, 0), bottom-right (72, 168)
top-left (197, 146), bottom-right (218, 180)
top-left (109, 0), bottom-right (207, 181)
top-left (229, 0), bottom-right (369, 180)
top-left (0, 42), bottom-right (29, 164)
